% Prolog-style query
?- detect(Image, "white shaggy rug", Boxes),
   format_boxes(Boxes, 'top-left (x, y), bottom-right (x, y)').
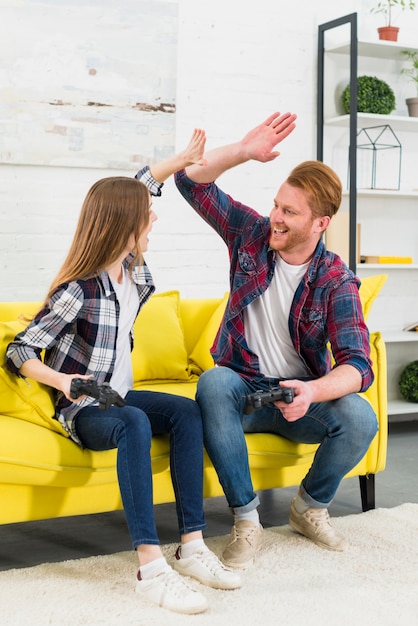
top-left (1, 503), bottom-right (417, 626)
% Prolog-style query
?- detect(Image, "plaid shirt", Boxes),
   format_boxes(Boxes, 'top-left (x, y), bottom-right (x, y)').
top-left (6, 258), bottom-right (154, 443)
top-left (6, 168), bottom-right (162, 443)
top-left (174, 169), bottom-right (374, 391)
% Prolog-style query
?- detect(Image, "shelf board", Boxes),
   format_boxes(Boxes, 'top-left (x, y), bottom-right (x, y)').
top-left (388, 399), bottom-right (418, 416)
top-left (357, 264), bottom-right (418, 270)
top-left (327, 40), bottom-right (418, 60)
top-left (343, 189), bottom-right (418, 199)
top-left (325, 113), bottom-right (418, 132)
top-left (380, 331), bottom-right (418, 343)
top-left (364, 329), bottom-right (418, 342)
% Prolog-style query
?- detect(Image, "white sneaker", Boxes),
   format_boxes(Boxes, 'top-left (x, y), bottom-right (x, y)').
top-left (135, 568), bottom-right (208, 614)
top-left (173, 546), bottom-right (242, 589)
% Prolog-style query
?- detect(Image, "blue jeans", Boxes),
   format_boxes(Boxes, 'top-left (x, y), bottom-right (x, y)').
top-left (196, 366), bottom-right (378, 512)
top-left (74, 390), bottom-right (206, 549)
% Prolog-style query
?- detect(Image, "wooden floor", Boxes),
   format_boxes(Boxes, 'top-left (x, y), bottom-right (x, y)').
top-left (0, 420), bottom-right (417, 571)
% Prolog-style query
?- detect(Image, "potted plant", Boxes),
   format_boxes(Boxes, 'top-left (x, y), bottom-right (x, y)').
top-left (371, 0), bottom-right (416, 41)
top-left (399, 360), bottom-right (418, 402)
top-left (401, 49), bottom-right (418, 116)
top-left (341, 75), bottom-right (396, 114)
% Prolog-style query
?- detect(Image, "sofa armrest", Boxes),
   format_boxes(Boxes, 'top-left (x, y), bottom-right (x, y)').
top-left (360, 331), bottom-right (388, 473)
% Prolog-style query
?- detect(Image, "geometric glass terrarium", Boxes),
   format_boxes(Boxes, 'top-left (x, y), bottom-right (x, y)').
top-left (349, 124), bottom-right (402, 190)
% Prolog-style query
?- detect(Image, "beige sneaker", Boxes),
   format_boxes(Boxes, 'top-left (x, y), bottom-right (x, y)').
top-left (221, 520), bottom-right (263, 569)
top-left (289, 498), bottom-right (348, 551)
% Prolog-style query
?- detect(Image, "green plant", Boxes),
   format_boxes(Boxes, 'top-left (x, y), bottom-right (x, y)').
top-left (401, 50), bottom-right (418, 96)
top-left (399, 360), bottom-right (418, 402)
top-left (370, 0), bottom-right (415, 27)
top-left (341, 75), bottom-right (396, 115)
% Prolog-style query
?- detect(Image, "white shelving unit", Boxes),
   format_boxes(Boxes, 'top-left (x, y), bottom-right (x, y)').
top-left (326, 113), bottom-right (418, 132)
top-left (318, 14), bottom-right (418, 420)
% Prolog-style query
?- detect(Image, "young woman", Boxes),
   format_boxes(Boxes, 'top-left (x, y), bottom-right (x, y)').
top-left (6, 130), bottom-right (241, 615)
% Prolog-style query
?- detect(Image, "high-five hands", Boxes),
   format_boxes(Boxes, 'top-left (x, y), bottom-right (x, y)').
top-left (183, 128), bottom-right (207, 167)
top-left (241, 112), bottom-right (297, 162)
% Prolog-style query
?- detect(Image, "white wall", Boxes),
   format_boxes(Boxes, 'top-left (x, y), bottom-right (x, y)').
top-left (1, 0), bottom-right (417, 301)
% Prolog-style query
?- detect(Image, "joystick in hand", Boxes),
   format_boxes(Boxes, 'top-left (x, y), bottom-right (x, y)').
top-left (243, 386), bottom-right (294, 415)
top-left (70, 378), bottom-right (126, 411)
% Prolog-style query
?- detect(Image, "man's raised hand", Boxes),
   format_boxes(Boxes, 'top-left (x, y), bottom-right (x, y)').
top-left (241, 111), bottom-right (297, 162)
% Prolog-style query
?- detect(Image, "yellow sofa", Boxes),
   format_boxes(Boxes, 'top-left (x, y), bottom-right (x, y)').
top-left (0, 277), bottom-right (388, 526)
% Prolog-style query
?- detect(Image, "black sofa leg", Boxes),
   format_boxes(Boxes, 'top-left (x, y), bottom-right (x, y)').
top-left (359, 474), bottom-right (375, 511)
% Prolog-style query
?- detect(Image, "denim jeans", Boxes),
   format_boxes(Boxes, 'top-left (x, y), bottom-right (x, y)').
top-left (74, 390), bottom-right (206, 549)
top-left (196, 366), bottom-right (378, 512)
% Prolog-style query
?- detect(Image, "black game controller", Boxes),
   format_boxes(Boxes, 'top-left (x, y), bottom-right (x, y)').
top-left (243, 386), bottom-right (294, 415)
top-left (70, 378), bottom-right (126, 411)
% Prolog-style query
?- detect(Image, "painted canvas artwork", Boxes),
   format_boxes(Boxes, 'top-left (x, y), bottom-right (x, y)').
top-left (0, 0), bottom-right (178, 168)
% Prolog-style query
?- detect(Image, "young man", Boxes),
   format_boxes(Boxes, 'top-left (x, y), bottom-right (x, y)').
top-left (175, 111), bottom-right (377, 568)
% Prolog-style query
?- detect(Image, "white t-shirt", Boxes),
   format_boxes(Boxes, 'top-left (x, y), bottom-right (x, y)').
top-left (109, 266), bottom-right (139, 397)
top-left (244, 254), bottom-right (309, 378)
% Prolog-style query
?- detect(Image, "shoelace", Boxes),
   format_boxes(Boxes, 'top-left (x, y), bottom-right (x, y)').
top-left (156, 569), bottom-right (194, 598)
top-left (305, 508), bottom-right (331, 527)
top-left (304, 508), bottom-right (336, 537)
top-left (234, 525), bottom-right (259, 544)
top-left (193, 549), bottom-right (226, 575)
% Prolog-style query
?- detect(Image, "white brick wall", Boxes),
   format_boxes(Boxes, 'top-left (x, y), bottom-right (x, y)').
top-left (1, 0), bottom-right (417, 300)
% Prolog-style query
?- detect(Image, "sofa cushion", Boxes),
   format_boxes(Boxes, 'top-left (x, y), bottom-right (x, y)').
top-left (0, 414), bottom-right (171, 487)
top-left (132, 290), bottom-right (190, 382)
top-left (134, 379), bottom-right (198, 400)
top-left (359, 274), bottom-right (387, 321)
top-left (188, 292), bottom-right (229, 375)
top-left (0, 320), bottom-right (68, 436)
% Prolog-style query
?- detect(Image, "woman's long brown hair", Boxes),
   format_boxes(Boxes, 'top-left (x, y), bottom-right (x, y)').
top-left (45, 176), bottom-right (150, 303)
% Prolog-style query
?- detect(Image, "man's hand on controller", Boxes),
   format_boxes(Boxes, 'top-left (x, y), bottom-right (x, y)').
top-left (276, 379), bottom-right (312, 422)
top-left (244, 385), bottom-right (294, 415)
